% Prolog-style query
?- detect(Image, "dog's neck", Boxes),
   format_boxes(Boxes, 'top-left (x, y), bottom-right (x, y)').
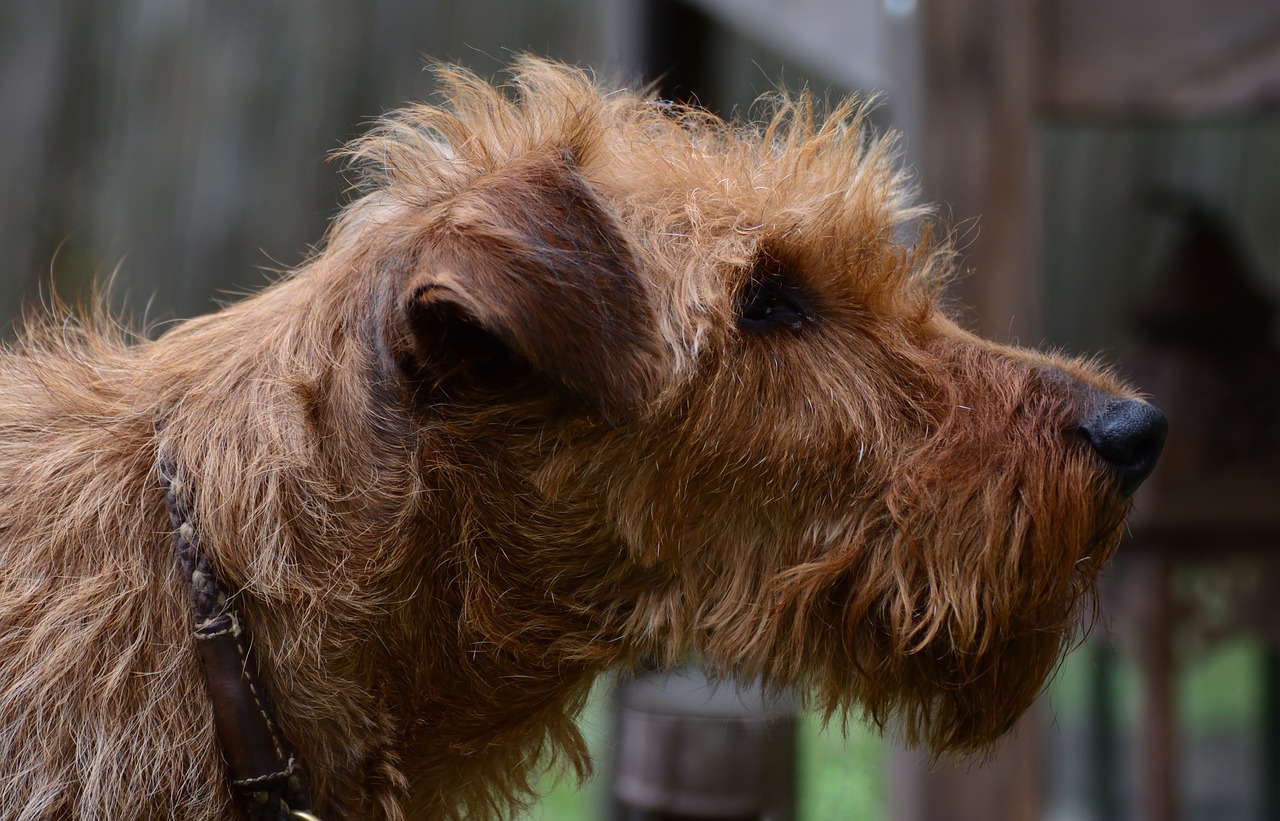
top-left (159, 456), bottom-right (317, 821)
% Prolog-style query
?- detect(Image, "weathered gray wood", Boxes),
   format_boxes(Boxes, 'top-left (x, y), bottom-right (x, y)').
top-left (0, 0), bottom-right (618, 327)
top-left (918, 0), bottom-right (1043, 342)
top-left (683, 0), bottom-right (892, 93)
top-left (1042, 0), bottom-right (1280, 116)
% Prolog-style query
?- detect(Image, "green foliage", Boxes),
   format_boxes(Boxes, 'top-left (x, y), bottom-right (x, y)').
top-left (1050, 634), bottom-right (1262, 732)
top-left (798, 711), bottom-right (885, 820)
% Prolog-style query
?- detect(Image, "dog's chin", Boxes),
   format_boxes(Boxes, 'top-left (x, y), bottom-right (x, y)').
top-left (736, 509), bottom-right (1125, 756)
top-left (862, 522), bottom-right (1124, 755)
top-left (884, 604), bottom-right (1085, 754)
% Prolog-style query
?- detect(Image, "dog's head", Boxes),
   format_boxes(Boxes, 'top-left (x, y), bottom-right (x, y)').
top-left (336, 59), bottom-right (1164, 754)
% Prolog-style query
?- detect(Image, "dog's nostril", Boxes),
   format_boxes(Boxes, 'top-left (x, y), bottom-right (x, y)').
top-left (1079, 399), bottom-right (1168, 496)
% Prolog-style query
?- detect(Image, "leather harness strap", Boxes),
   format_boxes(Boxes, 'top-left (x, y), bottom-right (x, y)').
top-left (159, 456), bottom-right (320, 821)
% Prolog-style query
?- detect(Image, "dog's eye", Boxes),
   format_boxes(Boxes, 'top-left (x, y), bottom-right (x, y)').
top-left (736, 265), bottom-right (812, 333)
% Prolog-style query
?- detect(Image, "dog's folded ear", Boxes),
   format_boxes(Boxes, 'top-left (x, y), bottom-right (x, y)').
top-left (397, 151), bottom-right (664, 415)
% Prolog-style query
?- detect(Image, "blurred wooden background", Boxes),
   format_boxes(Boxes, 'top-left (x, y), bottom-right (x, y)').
top-left (0, 0), bottom-right (631, 323)
top-left (3, 2), bottom-right (1280, 819)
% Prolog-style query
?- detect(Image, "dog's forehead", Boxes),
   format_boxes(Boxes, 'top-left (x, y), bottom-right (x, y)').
top-left (584, 132), bottom-right (940, 313)
top-left (566, 108), bottom-right (933, 297)
top-left (595, 116), bottom-right (909, 222)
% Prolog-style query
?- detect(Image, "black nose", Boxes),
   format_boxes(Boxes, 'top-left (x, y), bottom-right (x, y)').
top-left (1079, 399), bottom-right (1168, 496)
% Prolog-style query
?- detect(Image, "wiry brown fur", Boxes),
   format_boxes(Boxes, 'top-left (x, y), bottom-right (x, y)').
top-left (0, 59), bottom-right (1137, 819)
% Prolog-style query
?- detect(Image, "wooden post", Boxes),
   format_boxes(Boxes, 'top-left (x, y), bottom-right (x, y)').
top-left (612, 669), bottom-right (797, 821)
top-left (917, 0), bottom-right (1043, 343)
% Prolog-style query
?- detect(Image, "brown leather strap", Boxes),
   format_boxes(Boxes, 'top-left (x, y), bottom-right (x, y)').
top-left (160, 456), bottom-right (316, 821)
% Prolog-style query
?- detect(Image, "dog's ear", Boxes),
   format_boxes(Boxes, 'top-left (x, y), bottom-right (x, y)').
top-left (397, 151), bottom-right (663, 414)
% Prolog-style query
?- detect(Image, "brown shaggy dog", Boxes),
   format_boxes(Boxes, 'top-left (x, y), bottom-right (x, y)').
top-left (0, 60), bottom-right (1164, 819)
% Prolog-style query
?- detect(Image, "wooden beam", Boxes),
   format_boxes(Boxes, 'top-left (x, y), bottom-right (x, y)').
top-left (917, 0), bottom-right (1042, 343)
top-left (1041, 0), bottom-right (1280, 116)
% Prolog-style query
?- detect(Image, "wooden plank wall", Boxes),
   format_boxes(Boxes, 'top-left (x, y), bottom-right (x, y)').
top-left (0, 0), bottom-right (621, 327)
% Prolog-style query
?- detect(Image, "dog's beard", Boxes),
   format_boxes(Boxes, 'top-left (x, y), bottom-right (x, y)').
top-left (707, 449), bottom-right (1129, 756)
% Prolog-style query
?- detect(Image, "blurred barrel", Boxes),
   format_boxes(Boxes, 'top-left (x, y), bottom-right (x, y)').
top-left (612, 669), bottom-right (798, 821)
